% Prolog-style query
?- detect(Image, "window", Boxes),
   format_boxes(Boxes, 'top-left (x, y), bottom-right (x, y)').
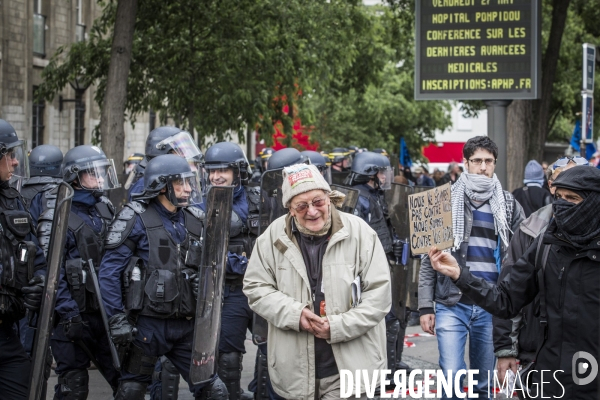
top-left (75, 0), bottom-right (86, 42)
top-left (34, 0), bottom-right (42, 14)
top-left (33, 13), bottom-right (46, 57)
top-left (32, 88), bottom-right (45, 148)
top-left (74, 92), bottom-right (85, 146)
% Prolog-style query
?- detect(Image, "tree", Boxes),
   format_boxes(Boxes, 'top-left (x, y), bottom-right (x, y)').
top-left (100, 0), bottom-right (138, 169)
top-left (303, 4), bottom-right (451, 159)
top-left (37, 0), bottom-right (371, 149)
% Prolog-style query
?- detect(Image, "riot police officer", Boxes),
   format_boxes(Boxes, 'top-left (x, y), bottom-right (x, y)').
top-left (99, 154), bottom-right (227, 400)
top-left (126, 126), bottom-right (184, 198)
top-left (345, 151), bottom-right (408, 381)
top-left (328, 147), bottom-right (351, 172)
top-left (22, 144), bottom-right (63, 211)
top-left (250, 147), bottom-right (275, 184)
top-left (0, 119), bottom-right (48, 399)
top-left (201, 142), bottom-right (260, 400)
top-left (49, 145), bottom-right (121, 399)
top-left (300, 150), bottom-right (331, 183)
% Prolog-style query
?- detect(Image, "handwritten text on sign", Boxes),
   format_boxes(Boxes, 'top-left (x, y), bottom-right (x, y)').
top-left (408, 183), bottom-right (454, 255)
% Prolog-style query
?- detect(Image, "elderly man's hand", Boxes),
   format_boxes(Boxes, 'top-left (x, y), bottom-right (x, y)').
top-left (428, 246), bottom-right (460, 281)
top-left (300, 307), bottom-right (320, 334)
top-left (313, 318), bottom-right (331, 340)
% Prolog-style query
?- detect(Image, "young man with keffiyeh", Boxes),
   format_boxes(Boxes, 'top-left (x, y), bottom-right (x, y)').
top-left (418, 136), bottom-right (525, 400)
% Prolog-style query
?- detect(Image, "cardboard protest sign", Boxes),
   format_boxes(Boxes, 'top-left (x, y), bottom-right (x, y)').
top-left (408, 182), bottom-right (453, 255)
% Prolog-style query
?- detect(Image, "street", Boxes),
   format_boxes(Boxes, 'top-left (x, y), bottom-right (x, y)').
top-left (45, 325), bottom-right (516, 399)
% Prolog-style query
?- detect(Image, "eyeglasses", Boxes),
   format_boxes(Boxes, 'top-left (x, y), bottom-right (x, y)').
top-left (292, 197), bottom-right (326, 213)
top-left (468, 158), bottom-right (496, 166)
top-left (552, 156), bottom-right (589, 171)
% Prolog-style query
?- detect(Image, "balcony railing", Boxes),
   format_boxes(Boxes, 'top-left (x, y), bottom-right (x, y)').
top-left (75, 24), bottom-right (86, 43)
top-left (33, 14), bottom-right (46, 57)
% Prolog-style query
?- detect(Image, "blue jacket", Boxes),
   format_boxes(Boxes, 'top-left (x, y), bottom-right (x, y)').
top-left (99, 199), bottom-right (186, 318)
top-left (55, 192), bottom-right (106, 320)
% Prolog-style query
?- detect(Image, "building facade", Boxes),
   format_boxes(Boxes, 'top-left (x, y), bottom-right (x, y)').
top-left (0, 0), bottom-right (151, 163)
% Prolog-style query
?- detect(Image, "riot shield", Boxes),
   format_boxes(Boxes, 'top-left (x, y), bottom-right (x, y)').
top-left (259, 168), bottom-right (285, 234)
top-left (384, 183), bottom-right (412, 241)
top-left (190, 186), bottom-right (233, 385)
top-left (28, 183), bottom-right (74, 400)
top-left (331, 171), bottom-right (349, 186)
top-left (383, 183), bottom-right (412, 319)
top-left (252, 169), bottom-right (286, 345)
top-left (106, 173), bottom-right (130, 212)
top-left (330, 184), bottom-right (359, 214)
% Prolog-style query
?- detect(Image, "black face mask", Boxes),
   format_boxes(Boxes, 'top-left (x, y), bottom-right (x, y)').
top-left (552, 196), bottom-right (600, 247)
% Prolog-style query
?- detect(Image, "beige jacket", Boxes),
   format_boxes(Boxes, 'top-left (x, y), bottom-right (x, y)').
top-left (243, 207), bottom-right (391, 399)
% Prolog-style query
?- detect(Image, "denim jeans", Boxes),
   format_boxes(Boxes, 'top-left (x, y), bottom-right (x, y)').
top-left (435, 302), bottom-right (496, 400)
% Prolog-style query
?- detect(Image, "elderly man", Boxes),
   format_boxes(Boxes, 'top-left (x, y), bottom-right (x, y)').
top-left (243, 164), bottom-right (391, 400)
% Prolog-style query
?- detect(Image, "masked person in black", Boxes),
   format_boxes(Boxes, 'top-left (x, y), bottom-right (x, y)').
top-left (99, 154), bottom-right (227, 400)
top-left (429, 165), bottom-right (600, 400)
top-left (0, 119), bottom-right (48, 400)
top-left (49, 145), bottom-right (121, 399)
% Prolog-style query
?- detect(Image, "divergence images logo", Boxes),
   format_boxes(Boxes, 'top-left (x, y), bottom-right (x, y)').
top-left (572, 351), bottom-right (598, 386)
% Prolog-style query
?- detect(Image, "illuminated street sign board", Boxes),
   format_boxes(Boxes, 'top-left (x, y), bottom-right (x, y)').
top-left (415, 0), bottom-right (541, 100)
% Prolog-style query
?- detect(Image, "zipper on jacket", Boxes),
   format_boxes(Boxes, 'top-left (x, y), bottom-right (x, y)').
top-left (176, 243), bottom-right (181, 317)
top-left (558, 265), bottom-right (569, 308)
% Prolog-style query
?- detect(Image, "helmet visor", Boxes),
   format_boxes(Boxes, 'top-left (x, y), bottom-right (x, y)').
top-left (377, 166), bottom-right (393, 190)
top-left (167, 170), bottom-right (202, 207)
top-left (319, 165), bottom-right (332, 185)
top-left (77, 159), bottom-right (121, 191)
top-left (156, 131), bottom-right (203, 161)
top-left (4, 140), bottom-right (30, 187)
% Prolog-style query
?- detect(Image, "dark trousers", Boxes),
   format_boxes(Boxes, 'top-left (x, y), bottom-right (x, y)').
top-left (120, 315), bottom-right (215, 397)
top-left (0, 321), bottom-right (31, 400)
top-left (219, 285), bottom-right (253, 354)
top-left (50, 312), bottom-right (121, 394)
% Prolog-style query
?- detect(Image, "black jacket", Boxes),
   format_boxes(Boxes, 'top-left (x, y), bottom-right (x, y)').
top-left (512, 185), bottom-right (552, 218)
top-left (454, 220), bottom-right (600, 399)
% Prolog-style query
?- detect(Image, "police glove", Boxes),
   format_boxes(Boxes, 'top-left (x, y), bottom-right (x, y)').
top-left (108, 313), bottom-right (136, 345)
top-left (21, 275), bottom-right (45, 311)
top-left (392, 239), bottom-right (404, 260)
top-left (190, 273), bottom-right (200, 298)
top-left (63, 314), bottom-right (86, 342)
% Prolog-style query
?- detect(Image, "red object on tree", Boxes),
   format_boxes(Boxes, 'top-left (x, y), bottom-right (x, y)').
top-left (422, 142), bottom-right (465, 163)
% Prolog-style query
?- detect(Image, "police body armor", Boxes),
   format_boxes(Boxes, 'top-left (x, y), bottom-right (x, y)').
top-left (63, 197), bottom-right (115, 314)
top-left (20, 176), bottom-right (62, 208)
top-left (107, 201), bottom-right (204, 319)
top-left (0, 186), bottom-right (37, 320)
top-left (356, 186), bottom-right (393, 253)
top-left (226, 186), bottom-right (262, 285)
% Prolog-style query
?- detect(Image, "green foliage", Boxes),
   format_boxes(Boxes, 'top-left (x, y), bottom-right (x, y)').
top-left (303, 5), bottom-right (451, 160)
top-left (37, 0), bottom-right (370, 146)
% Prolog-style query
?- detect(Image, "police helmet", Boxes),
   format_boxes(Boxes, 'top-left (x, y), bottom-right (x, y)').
top-left (372, 148), bottom-right (389, 158)
top-left (267, 148), bottom-right (307, 171)
top-left (133, 154), bottom-right (201, 207)
top-left (345, 151), bottom-right (390, 188)
top-left (260, 147), bottom-right (275, 160)
top-left (300, 151), bottom-right (327, 170)
top-left (29, 145), bottom-right (63, 178)
top-left (204, 142), bottom-right (250, 185)
top-left (145, 126), bottom-right (183, 159)
top-left (0, 119), bottom-right (30, 182)
top-left (328, 147), bottom-right (350, 164)
top-left (62, 145), bottom-right (120, 191)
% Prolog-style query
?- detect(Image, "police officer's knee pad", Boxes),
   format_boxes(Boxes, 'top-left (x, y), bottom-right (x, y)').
top-left (56, 369), bottom-right (89, 400)
top-left (197, 377), bottom-right (229, 400)
top-left (114, 380), bottom-right (148, 400)
top-left (255, 351), bottom-right (269, 400)
top-left (218, 352), bottom-right (243, 381)
top-left (157, 356), bottom-right (180, 400)
top-left (124, 343), bottom-right (158, 376)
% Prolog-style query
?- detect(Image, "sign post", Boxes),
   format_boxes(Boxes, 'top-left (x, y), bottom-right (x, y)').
top-left (581, 44), bottom-right (596, 155)
top-left (415, 0), bottom-right (541, 186)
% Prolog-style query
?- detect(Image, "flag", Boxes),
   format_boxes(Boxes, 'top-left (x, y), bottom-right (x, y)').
top-left (570, 120), bottom-right (582, 152)
top-left (400, 137), bottom-right (412, 167)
